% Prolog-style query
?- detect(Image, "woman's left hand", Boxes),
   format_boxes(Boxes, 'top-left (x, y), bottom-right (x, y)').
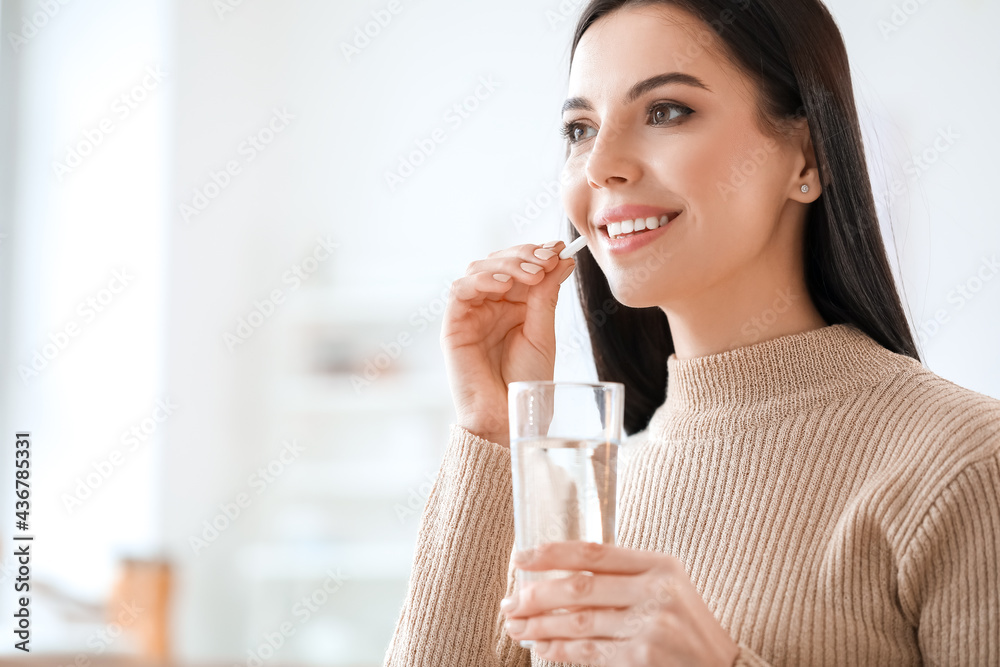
top-left (500, 541), bottom-right (740, 666)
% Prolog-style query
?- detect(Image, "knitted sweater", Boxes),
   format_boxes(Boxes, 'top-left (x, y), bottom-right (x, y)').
top-left (382, 323), bottom-right (1000, 666)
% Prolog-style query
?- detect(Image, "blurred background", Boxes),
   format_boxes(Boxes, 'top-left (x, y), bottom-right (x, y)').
top-left (0, 0), bottom-right (997, 664)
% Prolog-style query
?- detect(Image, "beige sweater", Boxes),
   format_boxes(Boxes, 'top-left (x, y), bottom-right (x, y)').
top-left (383, 323), bottom-right (1000, 666)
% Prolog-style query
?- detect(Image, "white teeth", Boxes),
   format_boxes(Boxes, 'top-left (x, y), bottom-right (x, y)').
top-left (607, 213), bottom-right (678, 239)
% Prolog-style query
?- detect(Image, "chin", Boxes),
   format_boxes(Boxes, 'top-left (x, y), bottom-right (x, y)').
top-left (608, 280), bottom-right (663, 310)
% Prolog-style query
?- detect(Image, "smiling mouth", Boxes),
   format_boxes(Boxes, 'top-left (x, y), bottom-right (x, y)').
top-left (604, 212), bottom-right (680, 240)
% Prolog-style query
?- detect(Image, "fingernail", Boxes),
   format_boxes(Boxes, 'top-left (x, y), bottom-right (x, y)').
top-left (513, 549), bottom-right (535, 563)
top-left (500, 594), bottom-right (518, 612)
top-left (535, 640), bottom-right (550, 652)
top-left (505, 618), bottom-right (526, 633)
top-left (533, 248), bottom-right (556, 260)
top-left (542, 240), bottom-right (559, 249)
top-left (493, 273), bottom-right (511, 282)
top-left (520, 263), bottom-right (542, 275)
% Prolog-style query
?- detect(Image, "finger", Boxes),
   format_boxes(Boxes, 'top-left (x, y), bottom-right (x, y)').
top-left (533, 637), bottom-right (621, 666)
top-left (469, 244), bottom-right (564, 281)
top-left (485, 240), bottom-right (565, 261)
top-left (449, 271), bottom-right (516, 305)
top-left (514, 540), bottom-right (663, 575)
top-left (506, 571), bottom-right (649, 618)
top-left (521, 256), bottom-right (576, 343)
top-left (505, 606), bottom-right (638, 644)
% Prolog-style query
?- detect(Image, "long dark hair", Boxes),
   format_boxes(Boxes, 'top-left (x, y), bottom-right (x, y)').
top-left (567, 0), bottom-right (920, 435)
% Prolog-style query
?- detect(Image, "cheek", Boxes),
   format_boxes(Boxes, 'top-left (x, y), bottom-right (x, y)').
top-left (650, 130), bottom-right (781, 246)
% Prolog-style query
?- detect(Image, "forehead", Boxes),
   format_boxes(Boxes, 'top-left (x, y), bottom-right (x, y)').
top-left (568, 4), bottom-right (747, 101)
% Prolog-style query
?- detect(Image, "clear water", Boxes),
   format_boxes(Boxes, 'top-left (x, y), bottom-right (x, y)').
top-left (510, 437), bottom-right (619, 583)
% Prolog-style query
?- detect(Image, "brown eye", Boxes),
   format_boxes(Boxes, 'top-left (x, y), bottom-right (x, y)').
top-left (649, 102), bottom-right (693, 126)
top-left (561, 122), bottom-right (598, 144)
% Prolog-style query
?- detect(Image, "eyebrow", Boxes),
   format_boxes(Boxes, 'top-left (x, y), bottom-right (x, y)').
top-left (561, 72), bottom-right (711, 114)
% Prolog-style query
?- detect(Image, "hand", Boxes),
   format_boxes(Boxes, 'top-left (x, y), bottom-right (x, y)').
top-left (500, 541), bottom-right (740, 666)
top-left (441, 241), bottom-right (578, 447)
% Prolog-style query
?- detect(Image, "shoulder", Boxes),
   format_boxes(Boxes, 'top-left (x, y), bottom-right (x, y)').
top-left (860, 358), bottom-right (1000, 548)
top-left (868, 356), bottom-right (1000, 458)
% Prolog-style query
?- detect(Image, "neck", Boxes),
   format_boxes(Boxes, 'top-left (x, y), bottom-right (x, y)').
top-left (661, 262), bottom-right (827, 361)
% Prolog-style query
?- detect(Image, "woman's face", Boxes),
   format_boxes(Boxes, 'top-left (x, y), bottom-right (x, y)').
top-left (561, 4), bottom-right (814, 310)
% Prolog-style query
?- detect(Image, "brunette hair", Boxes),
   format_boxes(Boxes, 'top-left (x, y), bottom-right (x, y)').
top-left (567, 0), bottom-right (920, 435)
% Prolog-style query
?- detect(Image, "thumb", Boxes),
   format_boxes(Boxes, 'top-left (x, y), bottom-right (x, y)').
top-left (522, 258), bottom-right (576, 343)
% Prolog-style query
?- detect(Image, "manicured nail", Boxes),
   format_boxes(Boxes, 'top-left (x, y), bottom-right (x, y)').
top-left (542, 240), bottom-right (559, 249)
top-left (493, 273), bottom-right (511, 282)
top-left (505, 618), bottom-right (526, 633)
top-left (520, 263), bottom-right (542, 275)
top-left (500, 594), bottom-right (518, 612)
top-left (533, 248), bottom-right (556, 260)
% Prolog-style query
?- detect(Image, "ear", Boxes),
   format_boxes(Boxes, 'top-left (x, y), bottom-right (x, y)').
top-left (790, 119), bottom-right (821, 202)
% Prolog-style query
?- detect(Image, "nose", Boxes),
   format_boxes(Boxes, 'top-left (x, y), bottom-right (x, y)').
top-left (585, 124), bottom-right (641, 189)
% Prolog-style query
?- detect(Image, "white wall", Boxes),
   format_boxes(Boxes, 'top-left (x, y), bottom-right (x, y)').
top-left (1, 0), bottom-right (997, 663)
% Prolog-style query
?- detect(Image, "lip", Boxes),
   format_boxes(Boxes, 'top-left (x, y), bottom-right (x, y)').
top-left (592, 204), bottom-right (683, 255)
top-left (594, 204), bottom-right (682, 227)
top-left (601, 213), bottom-right (679, 254)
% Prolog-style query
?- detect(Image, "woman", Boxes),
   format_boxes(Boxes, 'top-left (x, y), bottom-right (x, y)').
top-left (384, 1), bottom-right (1000, 665)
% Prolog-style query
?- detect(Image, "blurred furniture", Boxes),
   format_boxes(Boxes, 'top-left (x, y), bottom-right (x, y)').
top-left (108, 558), bottom-right (172, 661)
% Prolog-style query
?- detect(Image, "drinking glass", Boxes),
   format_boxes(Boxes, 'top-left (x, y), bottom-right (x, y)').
top-left (507, 381), bottom-right (625, 648)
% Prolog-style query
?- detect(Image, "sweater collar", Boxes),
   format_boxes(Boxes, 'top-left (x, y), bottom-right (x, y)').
top-left (645, 323), bottom-right (919, 438)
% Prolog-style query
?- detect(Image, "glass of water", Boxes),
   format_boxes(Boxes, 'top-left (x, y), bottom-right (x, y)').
top-left (507, 381), bottom-right (625, 647)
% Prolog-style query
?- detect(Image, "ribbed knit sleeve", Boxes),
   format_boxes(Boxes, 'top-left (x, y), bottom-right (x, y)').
top-left (382, 424), bottom-right (530, 667)
top-left (897, 449), bottom-right (1000, 667)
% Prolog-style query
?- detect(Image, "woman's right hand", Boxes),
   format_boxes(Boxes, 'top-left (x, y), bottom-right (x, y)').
top-left (441, 240), bottom-right (579, 448)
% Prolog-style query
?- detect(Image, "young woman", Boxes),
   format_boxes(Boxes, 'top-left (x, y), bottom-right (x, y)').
top-left (384, 1), bottom-right (1000, 665)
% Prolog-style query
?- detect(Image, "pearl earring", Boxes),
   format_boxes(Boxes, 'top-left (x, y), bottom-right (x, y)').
top-left (801, 184), bottom-right (810, 193)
